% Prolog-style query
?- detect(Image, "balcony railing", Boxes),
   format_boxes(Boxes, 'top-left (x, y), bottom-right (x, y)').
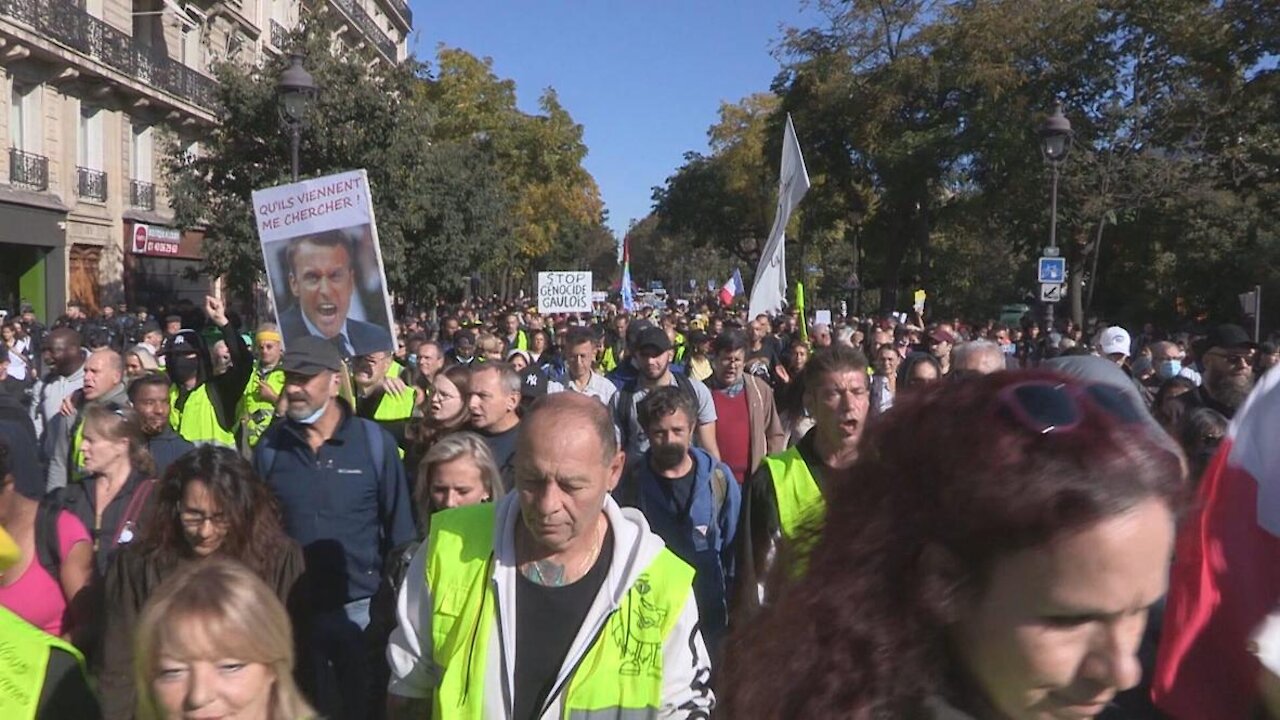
top-left (77, 166), bottom-right (107, 201)
top-left (269, 18), bottom-right (286, 50)
top-left (0, 0), bottom-right (218, 110)
top-left (9, 148), bottom-right (48, 190)
top-left (329, 0), bottom-right (396, 61)
top-left (130, 179), bottom-right (155, 210)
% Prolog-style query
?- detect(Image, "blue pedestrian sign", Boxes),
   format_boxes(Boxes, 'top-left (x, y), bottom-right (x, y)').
top-left (1038, 257), bottom-right (1066, 284)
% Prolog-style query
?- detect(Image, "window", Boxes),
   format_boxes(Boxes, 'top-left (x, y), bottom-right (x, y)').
top-left (131, 124), bottom-right (153, 183)
top-left (78, 104), bottom-right (103, 170)
top-left (9, 83), bottom-right (40, 153)
top-left (180, 25), bottom-right (203, 70)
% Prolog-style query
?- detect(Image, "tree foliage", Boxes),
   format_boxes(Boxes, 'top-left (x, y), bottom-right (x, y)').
top-left (653, 0), bottom-right (1280, 329)
top-left (167, 29), bottom-right (612, 308)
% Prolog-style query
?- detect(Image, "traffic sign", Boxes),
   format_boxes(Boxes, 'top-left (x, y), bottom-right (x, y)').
top-left (1040, 283), bottom-right (1063, 303)
top-left (1038, 257), bottom-right (1066, 284)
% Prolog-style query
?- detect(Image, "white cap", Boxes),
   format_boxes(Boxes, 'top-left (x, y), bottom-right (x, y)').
top-left (1099, 326), bottom-right (1131, 358)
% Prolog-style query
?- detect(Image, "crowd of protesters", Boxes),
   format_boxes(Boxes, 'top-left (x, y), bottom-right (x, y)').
top-left (0, 290), bottom-right (1277, 720)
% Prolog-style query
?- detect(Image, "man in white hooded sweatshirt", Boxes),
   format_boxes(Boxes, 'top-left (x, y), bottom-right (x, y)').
top-left (388, 392), bottom-right (714, 719)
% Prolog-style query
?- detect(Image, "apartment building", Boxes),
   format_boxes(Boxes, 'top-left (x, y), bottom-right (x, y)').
top-left (0, 0), bottom-right (412, 321)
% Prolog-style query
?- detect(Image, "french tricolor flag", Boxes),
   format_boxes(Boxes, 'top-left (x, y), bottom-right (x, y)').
top-left (718, 268), bottom-right (744, 307)
top-left (1154, 369), bottom-right (1280, 719)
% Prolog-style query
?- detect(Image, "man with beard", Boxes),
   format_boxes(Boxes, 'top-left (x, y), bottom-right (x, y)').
top-left (707, 330), bottom-right (785, 485)
top-left (254, 335), bottom-right (414, 720)
top-left (608, 326), bottom-right (720, 463)
top-left (616, 386), bottom-right (740, 657)
top-left (735, 344), bottom-right (870, 617)
top-left (1172, 324), bottom-right (1259, 427)
top-left (159, 296), bottom-right (252, 447)
top-left (129, 373), bottom-right (194, 476)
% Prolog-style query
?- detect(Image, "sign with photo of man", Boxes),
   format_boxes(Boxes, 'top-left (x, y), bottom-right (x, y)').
top-left (251, 170), bottom-right (395, 357)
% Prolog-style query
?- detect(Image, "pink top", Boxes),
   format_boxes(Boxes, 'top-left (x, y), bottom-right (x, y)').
top-left (0, 510), bottom-right (91, 636)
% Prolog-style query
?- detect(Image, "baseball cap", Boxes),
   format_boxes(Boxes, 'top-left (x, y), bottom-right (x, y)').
top-left (929, 328), bottom-right (956, 345)
top-left (281, 335), bottom-right (344, 375)
top-left (1203, 324), bottom-right (1256, 353)
top-left (633, 326), bottom-right (672, 353)
top-left (159, 329), bottom-right (201, 355)
top-left (139, 320), bottom-right (161, 336)
top-left (1099, 326), bottom-right (1131, 358)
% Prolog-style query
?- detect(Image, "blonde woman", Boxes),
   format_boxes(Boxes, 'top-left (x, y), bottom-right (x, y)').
top-left (370, 431), bottom-right (505, 710)
top-left (125, 345), bottom-right (161, 381)
top-left (135, 558), bottom-right (315, 720)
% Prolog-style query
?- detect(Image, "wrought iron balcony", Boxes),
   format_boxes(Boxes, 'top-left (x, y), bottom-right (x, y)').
top-left (77, 166), bottom-right (107, 201)
top-left (0, 0), bottom-right (218, 110)
top-left (130, 179), bottom-right (155, 210)
top-left (270, 18), bottom-right (286, 50)
top-left (9, 148), bottom-right (48, 190)
top-left (328, 0), bottom-right (396, 61)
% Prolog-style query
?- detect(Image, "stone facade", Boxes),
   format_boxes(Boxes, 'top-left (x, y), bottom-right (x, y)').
top-left (0, 0), bottom-right (411, 320)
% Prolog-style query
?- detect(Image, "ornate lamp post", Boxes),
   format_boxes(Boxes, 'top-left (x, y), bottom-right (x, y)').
top-left (277, 53), bottom-right (317, 182)
top-left (1038, 100), bottom-right (1073, 328)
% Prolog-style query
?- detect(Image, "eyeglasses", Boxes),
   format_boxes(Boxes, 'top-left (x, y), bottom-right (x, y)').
top-left (1207, 350), bottom-right (1255, 367)
top-left (996, 381), bottom-right (1144, 435)
top-left (179, 510), bottom-right (229, 528)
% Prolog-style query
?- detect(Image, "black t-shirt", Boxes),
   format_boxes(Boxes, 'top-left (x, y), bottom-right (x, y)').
top-left (512, 529), bottom-right (614, 720)
top-left (482, 424), bottom-right (520, 491)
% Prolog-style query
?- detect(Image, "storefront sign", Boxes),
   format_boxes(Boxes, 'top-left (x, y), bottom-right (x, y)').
top-left (131, 224), bottom-right (181, 257)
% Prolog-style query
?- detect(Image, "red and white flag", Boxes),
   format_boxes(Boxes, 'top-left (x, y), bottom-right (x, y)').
top-left (1153, 369), bottom-right (1280, 719)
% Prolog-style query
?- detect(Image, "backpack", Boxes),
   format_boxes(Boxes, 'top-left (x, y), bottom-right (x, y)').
top-left (613, 371), bottom-right (700, 454)
top-left (256, 417), bottom-right (389, 484)
top-left (35, 488), bottom-right (68, 581)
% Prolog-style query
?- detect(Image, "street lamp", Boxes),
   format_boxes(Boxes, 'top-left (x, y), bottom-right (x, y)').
top-left (277, 53), bottom-right (316, 182)
top-left (1038, 100), bottom-right (1073, 328)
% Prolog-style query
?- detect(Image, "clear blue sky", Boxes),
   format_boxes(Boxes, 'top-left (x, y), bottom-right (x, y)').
top-left (411, 1), bottom-right (823, 240)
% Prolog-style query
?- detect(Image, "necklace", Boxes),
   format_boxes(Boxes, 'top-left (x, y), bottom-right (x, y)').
top-left (524, 519), bottom-right (605, 586)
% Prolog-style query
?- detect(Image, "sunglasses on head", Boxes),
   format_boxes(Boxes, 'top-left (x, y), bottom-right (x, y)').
top-left (997, 380), bottom-right (1144, 435)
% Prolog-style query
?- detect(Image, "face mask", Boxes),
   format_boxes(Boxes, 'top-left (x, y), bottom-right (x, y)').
top-left (293, 399), bottom-right (329, 425)
top-left (1157, 359), bottom-right (1182, 380)
top-left (168, 355), bottom-right (200, 383)
top-left (407, 353), bottom-right (418, 366)
top-left (1002, 343), bottom-right (1017, 355)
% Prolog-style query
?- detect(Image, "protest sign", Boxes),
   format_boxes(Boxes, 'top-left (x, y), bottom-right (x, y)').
top-left (252, 169), bottom-right (395, 357)
top-left (815, 309), bottom-right (832, 326)
top-left (538, 272), bottom-right (592, 313)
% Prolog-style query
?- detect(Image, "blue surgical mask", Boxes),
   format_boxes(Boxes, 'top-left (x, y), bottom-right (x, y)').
top-left (1157, 359), bottom-right (1182, 380)
top-left (407, 353), bottom-right (418, 366)
top-left (293, 399), bottom-right (329, 425)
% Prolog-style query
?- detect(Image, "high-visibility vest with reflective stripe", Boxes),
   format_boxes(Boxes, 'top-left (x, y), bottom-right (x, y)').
top-left (599, 346), bottom-right (617, 373)
top-left (239, 365), bottom-right (284, 448)
top-left (762, 446), bottom-right (826, 542)
top-left (428, 503), bottom-right (695, 720)
top-left (0, 605), bottom-right (87, 718)
top-left (169, 385), bottom-right (235, 447)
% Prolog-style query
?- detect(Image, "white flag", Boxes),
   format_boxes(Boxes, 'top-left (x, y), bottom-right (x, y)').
top-left (748, 114), bottom-right (810, 318)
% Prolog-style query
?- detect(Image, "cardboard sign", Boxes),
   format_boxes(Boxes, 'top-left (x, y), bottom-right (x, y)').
top-left (538, 271), bottom-right (592, 313)
top-left (251, 170), bottom-right (395, 356)
top-left (815, 309), bottom-right (832, 326)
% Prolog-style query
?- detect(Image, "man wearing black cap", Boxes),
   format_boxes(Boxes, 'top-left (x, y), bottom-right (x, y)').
top-left (159, 296), bottom-right (252, 447)
top-left (608, 325), bottom-right (719, 463)
top-left (1173, 324), bottom-right (1259, 423)
top-left (253, 335), bottom-right (414, 720)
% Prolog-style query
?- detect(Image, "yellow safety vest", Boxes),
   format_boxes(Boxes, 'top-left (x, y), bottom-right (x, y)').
top-left (239, 365), bottom-right (285, 448)
top-left (169, 385), bottom-right (236, 447)
top-left (71, 419), bottom-right (86, 477)
top-left (762, 446), bottom-right (826, 542)
top-left (0, 606), bottom-right (88, 719)
top-left (428, 503), bottom-right (695, 720)
top-left (387, 361), bottom-right (404, 379)
top-left (367, 388), bottom-right (415, 459)
top-left (599, 346), bottom-right (617, 373)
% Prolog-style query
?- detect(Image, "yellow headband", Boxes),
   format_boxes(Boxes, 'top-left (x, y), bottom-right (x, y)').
top-left (256, 331), bottom-right (282, 344)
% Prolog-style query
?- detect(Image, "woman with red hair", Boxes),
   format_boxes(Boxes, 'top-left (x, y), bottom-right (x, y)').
top-left (722, 371), bottom-right (1187, 719)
